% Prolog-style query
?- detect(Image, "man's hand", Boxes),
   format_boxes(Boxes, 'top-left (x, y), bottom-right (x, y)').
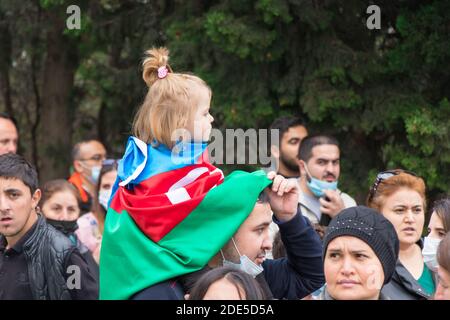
top-left (266, 171), bottom-right (299, 222)
top-left (319, 189), bottom-right (345, 218)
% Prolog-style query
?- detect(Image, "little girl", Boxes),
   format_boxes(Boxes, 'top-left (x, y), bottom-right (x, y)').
top-left (100, 47), bottom-right (288, 300)
top-left (135, 47), bottom-right (214, 149)
top-left (110, 47), bottom-right (217, 191)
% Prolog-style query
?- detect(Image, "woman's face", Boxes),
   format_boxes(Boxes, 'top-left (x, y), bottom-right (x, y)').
top-left (434, 266), bottom-right (450, 300)
top-left (324, 236), bottom-right (384, 300)
top-left (99, 170), bottom-right (117, 193)
top-left (203, 278), bottom-right (244, 300)
top-left (380, 188), bottom-right (425, 247)
top-left (427, 211), bottom-right (447, 240)
top-left (41, 190), bottom-right (80, 221)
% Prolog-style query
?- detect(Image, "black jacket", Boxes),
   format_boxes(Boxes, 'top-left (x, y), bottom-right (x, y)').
top-left (0, 215), bottom-right (98, 300)
top-left (132, 208), bottom-right (325, 300)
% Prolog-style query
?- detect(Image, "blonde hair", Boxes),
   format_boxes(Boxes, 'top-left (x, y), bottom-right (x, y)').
top-left (366, 171), bottom-right (427, 212)
top-left (133, 47), bottom-right (211, 149)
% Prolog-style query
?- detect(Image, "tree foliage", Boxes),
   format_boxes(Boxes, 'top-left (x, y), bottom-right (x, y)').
top-left (0, 0), bottom-right (449, 204)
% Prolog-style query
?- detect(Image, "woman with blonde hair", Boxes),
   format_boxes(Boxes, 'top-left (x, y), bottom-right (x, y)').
top-left (367, 169), bottom-right (435, 299)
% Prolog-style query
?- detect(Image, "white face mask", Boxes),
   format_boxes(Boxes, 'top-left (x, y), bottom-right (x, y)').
top-left (98, 189), bottom-right (112, 210)
top-left (422, 236), bottom-right (441, 272)
top-left (221, 238), bottom-right (264, 278)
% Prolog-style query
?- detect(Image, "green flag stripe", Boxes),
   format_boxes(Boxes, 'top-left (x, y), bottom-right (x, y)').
top-left (100, 170), bottom-right (271, 300)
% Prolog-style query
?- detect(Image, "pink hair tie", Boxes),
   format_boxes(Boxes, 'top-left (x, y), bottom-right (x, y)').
top-left (157, 66), bottom-right (168, 79)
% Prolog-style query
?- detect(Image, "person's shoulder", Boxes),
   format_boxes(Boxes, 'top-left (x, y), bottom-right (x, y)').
top-left (337, 190), bottom-right (357, 207)
top-left (43, 222), bottom-right (75, 251)
top-left (77, 212), bottom-right (98, 226)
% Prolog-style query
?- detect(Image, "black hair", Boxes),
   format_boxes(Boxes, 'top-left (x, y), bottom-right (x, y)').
top-left (0, 153), bottom-right (38, 194)
top-left (272, 231), bottom-right (286, 259)
top-left (257, 189), bottom-right (270, 204)
top-left (188, 266), bottom-right (266, 300)
top-left (269, 116), bottom-right (305, 147)
top-left (297, 135), bottom-right (339, 161)
top-left (431, 197), bottom-right (450, 233)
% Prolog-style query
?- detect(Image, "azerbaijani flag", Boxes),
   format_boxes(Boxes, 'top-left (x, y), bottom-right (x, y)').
top-left (99, 137), bottom-right (271, 300)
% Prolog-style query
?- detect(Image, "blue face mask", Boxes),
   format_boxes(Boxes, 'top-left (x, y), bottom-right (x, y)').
top-left (304, 164), bottom-right (338, 198)
top-left (90, 166), bottom-right (101, 184)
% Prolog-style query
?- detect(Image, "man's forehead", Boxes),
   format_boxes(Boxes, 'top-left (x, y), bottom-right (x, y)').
top-left (282, 126), bottom-right (307, 140)
top-left (311, 144), bottom-right (340, 159)
top-left (79, 141), bottom-right (106, 156)
top-left (246, 202), bottom-right (272, 224)
top-left (0, 118), bottom-right (18, 136)
top-left (0, 177), bottom-right (28, 190)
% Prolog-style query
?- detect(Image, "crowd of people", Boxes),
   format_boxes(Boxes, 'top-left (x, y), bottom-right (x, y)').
top-left (0, 46), bottom-right (449, 300)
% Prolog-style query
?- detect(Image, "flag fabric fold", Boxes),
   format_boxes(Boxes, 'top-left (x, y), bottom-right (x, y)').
top-left (100, 136), bottom-right (271, 300)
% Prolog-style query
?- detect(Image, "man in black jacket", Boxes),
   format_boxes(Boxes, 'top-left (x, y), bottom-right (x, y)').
top-left (133, 172), bottom-right (324, 300)
top-left (0, 153), bottom-right (98, 300)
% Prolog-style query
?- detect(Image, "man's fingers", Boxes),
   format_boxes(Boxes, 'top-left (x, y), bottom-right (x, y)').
top-left (323, 189), bottom-right (339, 201)
top-left (277, 179), bottom-right (289, 196)
top-left (267, 171), bottom-right (277, 180)
top-left (321, 206), bottom-right (332, 215)
top-left (319, 197), bottom-right (331, 207)
top-left (271, 175), bottom-right (283, 193)
top-left (284, 179), bottom-right (298, 193)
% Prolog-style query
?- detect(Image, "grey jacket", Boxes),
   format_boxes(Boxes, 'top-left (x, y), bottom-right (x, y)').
top-left (381, 260), bottom-right (432, 300)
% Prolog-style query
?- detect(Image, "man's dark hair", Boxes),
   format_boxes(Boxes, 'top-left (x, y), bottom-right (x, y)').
top-left (188, 266), bottom-right (267, 300)
top-left (272, 231), bottom-right (286, 259)
top-left (0, 153), bottom-right (38, 194)
top-left (257, 189), bottom-right (270, 204)
top-left (297, 135), bottom-right (339, 162)
top-left (269, 116), bottom-right (305, 147)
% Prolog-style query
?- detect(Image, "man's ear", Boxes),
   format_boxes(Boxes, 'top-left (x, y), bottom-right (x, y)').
top-left (31, 189), bottom-right (41, 209)
top-left (297, 159), bottom-right (305, 175)
top-left (73, 160), bottom-right (84, 173)
top-left (270, 145), bottom-right (280, 159)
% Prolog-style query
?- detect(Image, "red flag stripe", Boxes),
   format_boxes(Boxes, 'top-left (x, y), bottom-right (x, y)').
top-left (110, 163), bottom-right (224, 242)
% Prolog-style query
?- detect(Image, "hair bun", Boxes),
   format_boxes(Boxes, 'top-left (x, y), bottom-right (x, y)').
top-left (142, 47), bottom-right (173, 87)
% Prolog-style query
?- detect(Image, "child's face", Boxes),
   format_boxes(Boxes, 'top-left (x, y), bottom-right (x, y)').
top-left (187, 84), bottom-right (214, 142)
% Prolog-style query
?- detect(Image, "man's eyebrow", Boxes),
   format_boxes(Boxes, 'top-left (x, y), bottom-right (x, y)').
top-left (317, 158), bottom-right (337, 162)
top-left (4, 188), bottom-right (22, 193)
top-left (254, 222), bottom-right (271, 228)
